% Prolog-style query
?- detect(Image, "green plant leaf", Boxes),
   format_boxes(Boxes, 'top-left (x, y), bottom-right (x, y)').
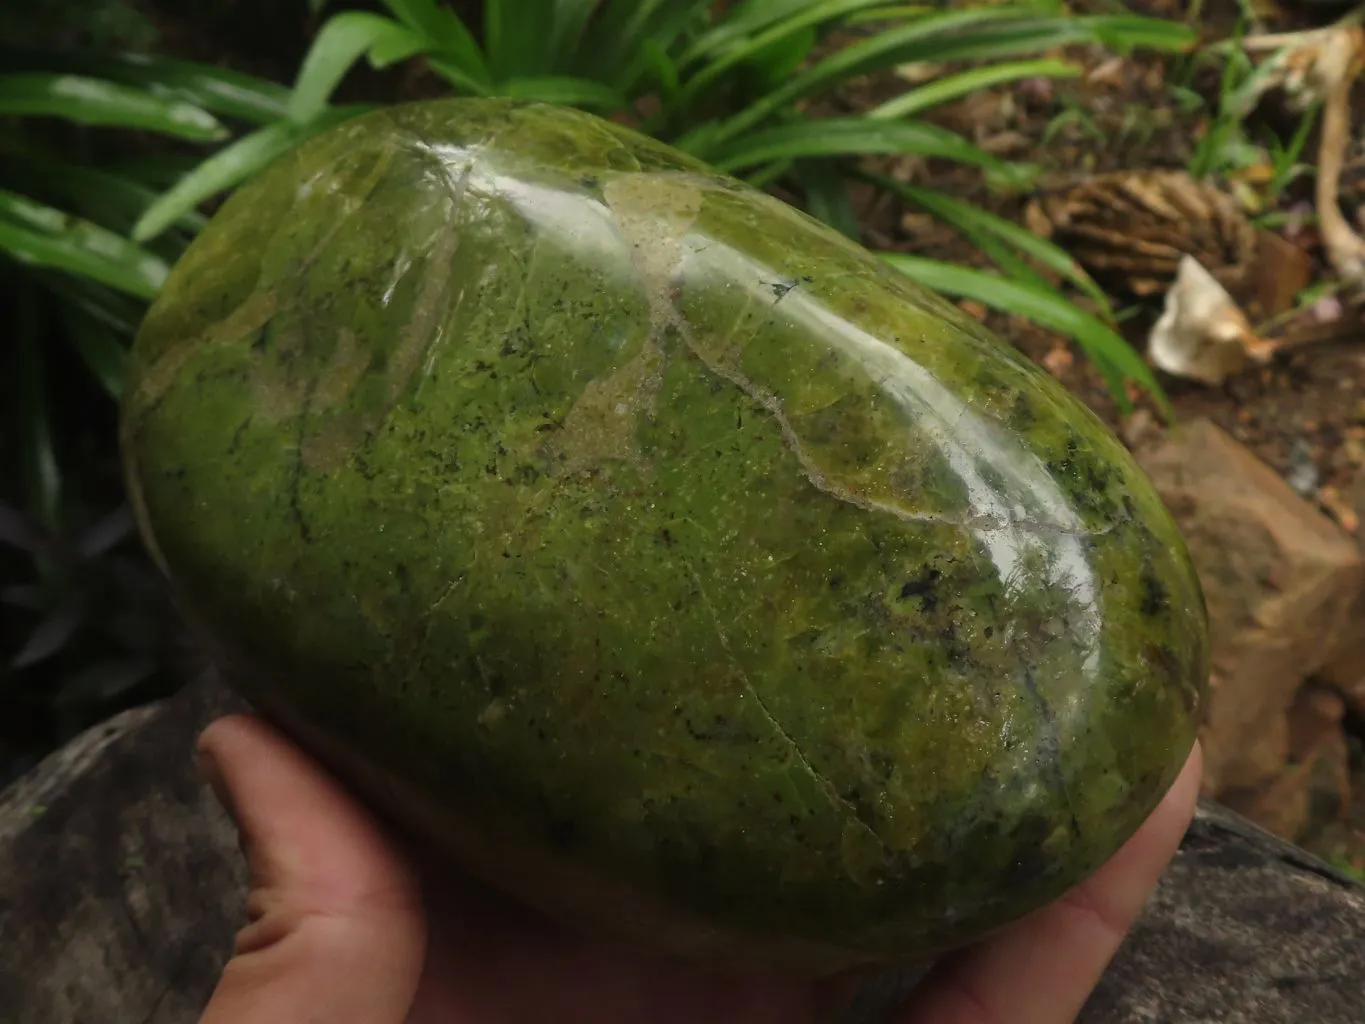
top-left (641, 38), bottom-right (682, 107)
top-left (426, 59), bottom-right (493, 94)
top-left (708, 8), bottom-right (1022, 142)
top-left (956, 228), bottom-right (1057, 293)
top-left (0, 148), bottom-right (206, 238)
top-left (712, 11), bottom-right (1192, 145)
top-left (485, 0), bottom-right (557, 79)
top-left (546, 0), bottom-right (604, 72)
top-left (0, 190), bottom-right (168, 299)
top-left (795, 159), bottom-right (859, 239)
top-left (882, 254), bottom-right (1167, 414)
top-left (744, 158), bottom-right (794, 190)
top-left (12, 594), bottom-right (88, 671)
top-left (289, 12), bottom-right (428, 123)
top-left (680, 0), bottom-right (892, 105)
top-left (84, 53), bottom-right (290, 124)
top-left (1087, 15), bottom-right (1198, 53)
top-left (868, 175), bottom-right (1111, 312)
top-left (379, 0), bottom-right (491, 87)
top-left (581, 0), bottom-right (711, 94)
top-left (707, 118), bottom-right (1016, 178)
top-left (843, 4), bottom-right (934, 23)
top-left (14, 287), bottom-right (60, 533)
top-left (1269, 102), bottom-right (1320, 199)
top-left (498, 75), bottom-right (626, 108)
top-left (681, 0), bottom-right (824, 63)
top-left (105, 152), bottom-right (214, 189)
top-left (0, 73), bottom-right (227, 140)
top-left (55, 301), bottom-right (129, 400)
top-left (36, 272), bottom-right (145, 335)
top-left (743, 25), bottom-right (818, 92)
top-left (0, 49), bottom-right (290, 124)
top-left (132, 105), bottom-right (372, 243)
top-left (868, 58), bottom-right (1078, 120)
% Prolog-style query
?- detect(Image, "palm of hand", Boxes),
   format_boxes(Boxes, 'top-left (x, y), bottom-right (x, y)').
top-left (407, 882), bottom-right (851, 1023)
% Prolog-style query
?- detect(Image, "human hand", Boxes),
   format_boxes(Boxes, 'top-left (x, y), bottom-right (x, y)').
top-left (194, 713), bottom-right (1201, 1024)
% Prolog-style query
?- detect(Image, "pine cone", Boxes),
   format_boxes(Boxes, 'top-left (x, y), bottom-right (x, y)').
top-left (1025, 170), bottom-right (1258, 299)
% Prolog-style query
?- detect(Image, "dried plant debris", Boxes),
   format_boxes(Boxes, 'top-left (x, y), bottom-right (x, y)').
top-left (1239, 21), bottom-right (1364, 114)
top-left (1147, 255), bottom-right (1278, 385)
top-left (1242, 21), bottom-right (1365, 290)
top-left (1025, 170), bottom-right (1258, 299)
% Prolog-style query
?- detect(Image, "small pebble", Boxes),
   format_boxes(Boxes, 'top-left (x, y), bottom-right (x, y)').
top-left (1286, 438), bottom-right (1321, 496)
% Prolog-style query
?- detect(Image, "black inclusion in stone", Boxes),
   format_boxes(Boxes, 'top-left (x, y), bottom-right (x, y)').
top-left (1139, 567), bottom-right (1169, 617)
top-left (899, 568), bottom-right (942, 610)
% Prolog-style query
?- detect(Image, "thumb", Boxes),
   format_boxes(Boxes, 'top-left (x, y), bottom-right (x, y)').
top-left (196, 713), bottom-right (426, 1024)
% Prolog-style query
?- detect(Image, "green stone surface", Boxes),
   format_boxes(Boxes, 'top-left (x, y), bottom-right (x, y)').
top-left (121, 98), bottom-right (1208, 972)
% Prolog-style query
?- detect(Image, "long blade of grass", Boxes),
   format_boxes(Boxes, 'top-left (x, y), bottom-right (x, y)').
top-left (868, 175), bottom-right (1111, 312)
top-left (617, 1), bottom-right (715, 95)
top-left (795, 159), bottom-right (860, 239)
top-left (0, 49), bottom-right (290, 124)
top-left (1, 190), bottom-right (168, 299)
top-left (498, 75), bottom-right (626, 109)
top-left (426, 60), bottom-right (494, 94)
top-left (641, 39), bottom-right (683, 108)
top-left (1, 148), bottom-right (207, 237)
top-left (132, 105), bottom-right (372, 243)
top-left (1087, 15), bottom-right (1199, 53)
top-left (707, 118), bottom-right (1019, 179)
top-left (712, 12), bottom-right (1193, 145)
top-left (379, 0), bottom-right (491, 86)
top-left (681, 0), bottom-right (825, 64)
top-left (580, 0), bottom-right (711, 93)
top-left (105, 152), bottom-right (213, 189)
top-left (882, 254), bottom-right (1167, 414)
top-left (707, 8), bottom-right (1019, 142)
top-left (289, 12), bottom-right (428, 123)
top-left (36, 272), bottom-right (145, 335)
top-left (485, 0), bottom-right (556, 79)
top-left (744, 158), bottom-right (795, 190)
top-left (963, 230), bottom-right (1058, 293)
top-left (546, 0), bottom-right (604, 72)
top-left (78, 54), bottom-right (289, 124)
top-left (743, 26), bottom-right (819, 94)
top-left (55, 301), bottom-right (129, 400)
top-left (0, 73), bottom-right (226, 140)
top-left (680, 0), bottom-right (894, 104)
top-left (15, 287), bottom-right (61, 533)
top-left (12, 596), bottom-right (88, 671)
top-left (843, 4), bottom-right (934, 24)
top-left (869, 58), bottom-right (1078, 120)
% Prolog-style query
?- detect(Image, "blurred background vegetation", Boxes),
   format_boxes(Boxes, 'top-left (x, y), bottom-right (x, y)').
top-left (0, 0), bottom-right (1196, 787)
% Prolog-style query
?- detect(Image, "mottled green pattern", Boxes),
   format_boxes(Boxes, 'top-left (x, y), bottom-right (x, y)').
top-left (121, 99), bottom-right (1207, 970)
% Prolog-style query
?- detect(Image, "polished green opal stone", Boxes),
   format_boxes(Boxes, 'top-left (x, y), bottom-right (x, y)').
top-left (121, 99), bottom-right (1208, 972)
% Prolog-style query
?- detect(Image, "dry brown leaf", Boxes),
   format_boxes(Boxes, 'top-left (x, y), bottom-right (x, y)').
top-left (1250, 230), bottom-right (1313, 319)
